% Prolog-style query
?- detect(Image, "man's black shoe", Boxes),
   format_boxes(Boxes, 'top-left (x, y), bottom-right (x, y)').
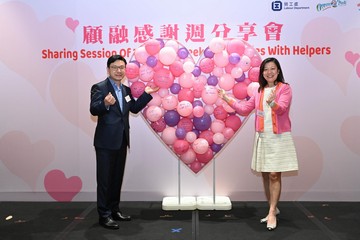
top-left (112, 211), bottom-right (131, 221)
top-left (99, 217), bottom-right (119, 229)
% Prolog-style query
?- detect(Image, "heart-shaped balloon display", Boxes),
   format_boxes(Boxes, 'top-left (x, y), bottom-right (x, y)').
top-left (127, 38), bottom-right (261, 173)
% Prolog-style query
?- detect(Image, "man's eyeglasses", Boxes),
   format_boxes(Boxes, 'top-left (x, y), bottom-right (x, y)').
top-left (110, 65), bottom-right (126, 71)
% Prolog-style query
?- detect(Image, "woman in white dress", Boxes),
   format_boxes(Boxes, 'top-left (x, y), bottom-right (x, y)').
top-left (218, 57), bottom-right (298, 231)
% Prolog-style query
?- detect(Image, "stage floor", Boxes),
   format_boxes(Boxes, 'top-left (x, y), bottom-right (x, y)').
top-left (1, 201), bottom-right (359, 240)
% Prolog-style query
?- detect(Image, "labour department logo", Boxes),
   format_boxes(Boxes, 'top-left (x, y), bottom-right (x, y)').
top-left (272, 1), bottom-right (283, 11)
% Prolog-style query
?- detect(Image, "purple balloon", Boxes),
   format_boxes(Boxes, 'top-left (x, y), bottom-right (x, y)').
top-left (193, 113), bottom-right (211, 131)
top-left (130, 60), bottom-right (140, 67)
top-left (170, 83), bottom-right (181, 94)
top-left (164, 110), bottom-right (180, 127)
top-left (192, 129), bottom-right (200, 138)
top-left (177, 47), bottom-right (189, 59)
top-left (211, 143), bottom-right (223, 153)
top-left (192, 66), bottom-right (201, 77)
top-left (204, 47), bottom-right (214, 58)
top-left (156, 38), bottom-right (165, 48)
top-left (229, 53), bottom-right (241, 64)
top-left (192, 100), bottom-right (203, 107)
top-left (146, 56), bottom-right (157, 67)
top-left (235, 73), bottom-right (246, 82)
top-left (207, 75), bottom-right (218, 86)
top-left (175, 127), bottom-right (186, 139)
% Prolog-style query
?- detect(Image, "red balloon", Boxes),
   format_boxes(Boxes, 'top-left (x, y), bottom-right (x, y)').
top-left (214, 106), bottom-right (228, 120)
top-left (173, 139), bottom-right (190, 155)
top-left (177, 118), bottom-right (193, 132)
top-left (196, 148), bottom-right (214, 164)
top-left (150, 118), bottom-right (166, 132)
top-left (178, 88), bottom-right (195, 102)
top-left (225, 115), bottom-right (242, 131)
top-left (190, 161), bottom-right (203, 173)
top-left (199, 130), bottom-right (214, 145)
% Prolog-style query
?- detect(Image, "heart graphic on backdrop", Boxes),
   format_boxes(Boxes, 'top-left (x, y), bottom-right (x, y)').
top-left (0, 131), bottom-right (55, 190)
top-left (44, 169), bottom-right (82, 202)
top-left (0, 2), bottom-right (76, 99)
top-left (126, 38), bottom-right (261, 173)
top-left (65, 17), bottom-right (79, 32)
top-left (301, 17), bottom-right (360, 93)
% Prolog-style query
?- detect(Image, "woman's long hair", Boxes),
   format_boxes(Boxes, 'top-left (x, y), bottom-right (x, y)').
top-left (258, 57), bottom-right (287, 92)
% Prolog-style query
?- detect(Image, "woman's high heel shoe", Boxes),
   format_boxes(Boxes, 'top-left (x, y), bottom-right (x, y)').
top-left (267, 217), bottom-right (277, 231)
top-left (260, 207), bottom-right (280, 224)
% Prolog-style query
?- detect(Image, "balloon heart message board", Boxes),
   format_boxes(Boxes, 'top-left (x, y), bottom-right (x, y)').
top-left (126, 38), bottom-right (261, 174)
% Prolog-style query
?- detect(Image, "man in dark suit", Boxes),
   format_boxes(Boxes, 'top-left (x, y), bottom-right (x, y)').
top-left (90, 55), bottom-right (158, 229)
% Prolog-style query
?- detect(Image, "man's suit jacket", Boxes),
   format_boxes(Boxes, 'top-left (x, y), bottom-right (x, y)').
top-left (90, 78), bottom-right (152, 150)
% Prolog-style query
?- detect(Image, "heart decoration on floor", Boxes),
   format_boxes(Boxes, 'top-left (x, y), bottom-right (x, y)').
top-left (126, 38), bottom-right (261, 173)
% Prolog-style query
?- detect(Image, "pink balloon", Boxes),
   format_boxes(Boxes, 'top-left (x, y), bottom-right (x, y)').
top-left (158, 88), bottom-right (169, 97)
top-left (153, 68), bottom-right (174, 88)
top-left (213, 132), bottom-right (225, 144)
top-left (204, 104), bottom-right (214, 115)
top-left (179, 72), bottom-right (194, 88)
top-left (139, 64), bottom-right (154, 82)
top-left (130, 81), bottom-right (145, 98)
top-left (209, 37), bottom-right (225, 53)
top-left (218, 73), bottom-right (235, 91)
top-left (180, 148), bottom-right (196, 164)
top-left (159, 47), bottom-right (177, 65)
top-left (199, 58), bottom-right (215, 73)
top-left (231, 66), bottom-right (243, 79)
top-left (226, 38), bottom-right (246, 55)
top-left (244, 47), bottom-right (256, 58)
top-left (162, 95), bottom-right (178, 110)
top-left (251, 55), bottom-right (262, 67)
top-left (161, 127), bottom-right (177, 145)
top-left (248, 67), bottom-right (260, 82)
top-left (213, 51), bottom-right (229, 68)
top-left (183, 61), bottom-right (195, 73)
top-left (211, 119), bottom-right (225, 133)
top-left (212, 66), bottom-right (224, 77)
top-left (225, 63), bottom-right (235, 74)
top-left (165, 39), bottom-right (179, 51)
top-left (134, 46), bottom-right (149, 64)
top-left (177, 101), bottom-right (193, 117)
top-left (145, 39), bottom-right (161, 55)
top-left (170, 60), bottom-right (184, 77)
top-left (201, 86), bottom-right (218, 105)
top-left (193, 106), bottom-right (205, 117)
top-left (238, 55), bottom-right (251, 71)
top-left (147, 93), bottom-right (162, 106)
top-left (192, 138), bottom-right (209, 154)
top-left (125, 62), bottom-right (140, 79)
top-left (193, 79), bottom-right (205, 92)
top-left (185, 131), bottom-right (197, 143)
top-left (247, 82), bottom-right (260, 97)
top-left (223, 127), bottom-right (235, 139)
top-left (233, 82), bottom-right (248, 99)
top-left (146, 106), bottom-right (163, 122)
